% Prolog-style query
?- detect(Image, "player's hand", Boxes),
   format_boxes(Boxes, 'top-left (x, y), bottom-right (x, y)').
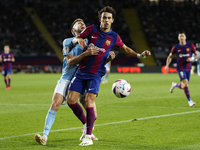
top-left (78, 38), bottom-right (87, 50)
top-left (72, 38), bottom-right (79, 44)
top-left (165, 66), bottom-right (169, 71)
top-left (108, 51), bottom-right (116, 61)
top-left (86, 45), bottom-right (99, 56)
top-left (141, 50), bottom-right (151, 57)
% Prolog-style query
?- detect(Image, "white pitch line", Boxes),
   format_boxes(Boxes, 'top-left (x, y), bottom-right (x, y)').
top-left (0, 110), bottom-right (200, 140)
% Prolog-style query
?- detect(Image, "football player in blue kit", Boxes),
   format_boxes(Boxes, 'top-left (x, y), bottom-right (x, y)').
top-left (67, 6), bottom-right (151, 146)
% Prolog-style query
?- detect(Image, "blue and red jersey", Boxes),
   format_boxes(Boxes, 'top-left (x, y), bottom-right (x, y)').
top-left (171, 42), bottom-right (196, 71)
top-left (0, 52), bottom-right (14, 70)
top-left (77, 24), bottom-right (124, 77)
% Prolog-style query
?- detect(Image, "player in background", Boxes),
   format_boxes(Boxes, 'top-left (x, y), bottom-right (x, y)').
top-left (0, 45), bottom-right (15, 89)
top-left (34, 18), bottom-right (100, 145)
top-left (67, 6), bottom-right (151, 146)
top-left (165, 32), bottom-right (198, 107)
top-left (193, 43), bottom-right (200, 76)
top-left (102, 61), bottom-right (111, 84)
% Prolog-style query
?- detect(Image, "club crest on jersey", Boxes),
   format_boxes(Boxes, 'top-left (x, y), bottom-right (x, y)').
top-left (186, 48), bottom-right (190, 51)
top-left (65, 46), bottom-right (69, 53)
top-left (106, 40), bottom-right (111, 46)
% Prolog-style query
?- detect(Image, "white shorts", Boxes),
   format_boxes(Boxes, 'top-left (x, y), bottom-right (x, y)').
top-left (54, 79), bottom-right (70, 100)
top-left (105, 65), bottom-right (110, 71)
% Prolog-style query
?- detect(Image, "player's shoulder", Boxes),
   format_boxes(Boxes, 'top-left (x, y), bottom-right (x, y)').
top-left (63, 37), bottom-right (75, 44)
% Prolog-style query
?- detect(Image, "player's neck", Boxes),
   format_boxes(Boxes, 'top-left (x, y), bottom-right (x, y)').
top-left (179, 41), bottom-right (186, 46)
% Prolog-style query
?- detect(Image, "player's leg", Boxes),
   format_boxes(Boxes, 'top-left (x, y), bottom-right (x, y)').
top-left (67, 90), bottom-right (86, 125)
top-left (105, 69), bottom-right (110, 82)
top-left (35, 80), bottom-right (68, 145)
top-left (79, 92), bottom-right (97, 146)
top-left (3, 69), bottom-right (8, 88)
top-left (197, 61), bottom-right (200, 76)
top-left (80, 95), bottom-right (98, 140)
top-left (170, 71), bottom-right (184, 93)
top-left (183, 71), bottom-right (195, 107)
top-left (79, 77), bottom-right (101, 146)
top-left (7, 73), bottom-right (11, 89)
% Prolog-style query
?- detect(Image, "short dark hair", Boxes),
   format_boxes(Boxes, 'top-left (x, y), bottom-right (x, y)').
top-left (98, 6), bottom-right (116, 19)
top-left (178, 31), bottom-right (186, 35)
top-left (71, 18), bottom-right (84, 36)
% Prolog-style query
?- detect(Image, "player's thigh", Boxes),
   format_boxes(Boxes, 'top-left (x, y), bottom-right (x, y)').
top-left (7, 69), bottom-right (12, 76)
top-left (67, 90), bottom-right (81, 104)
top-left (51, 93), bottom-right (65, 110)
top-left (86, 77), bottom-right (101, 94)
top-left (177, 70), bottom-right (189, 81)
top-left (54, 79), bottom-right (70, 100)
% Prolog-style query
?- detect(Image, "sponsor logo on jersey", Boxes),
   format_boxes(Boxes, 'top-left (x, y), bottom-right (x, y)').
top-left (179, 54), bottom-right (190, 58)
top-left (89, 43), bottom-right (106, 53)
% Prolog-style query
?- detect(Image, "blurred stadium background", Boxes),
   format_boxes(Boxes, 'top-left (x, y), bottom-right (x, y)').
top-left (0, 0), bottom-right (199, 73)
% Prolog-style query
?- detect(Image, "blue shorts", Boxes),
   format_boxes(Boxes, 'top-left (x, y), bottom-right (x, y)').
top-left (69, 75), bottom-right (101, 95)
top-left (177, 70), bottom-right (191, 82)
top-left (2, 69), bottom-right (12, 76)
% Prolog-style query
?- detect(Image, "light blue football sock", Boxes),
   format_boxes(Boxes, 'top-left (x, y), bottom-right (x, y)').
top-left (43, 109), bottom-right (57, 137)
top-left (105, 73), bottom-right (109, 79)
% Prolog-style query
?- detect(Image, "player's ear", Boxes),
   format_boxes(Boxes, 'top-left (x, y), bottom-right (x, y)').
top-left (111, 18), bottom-right (114, 23)
top-left (99, 17), bottom-right (101, 22)
top-left (72, 28), bottom-right (76, 34)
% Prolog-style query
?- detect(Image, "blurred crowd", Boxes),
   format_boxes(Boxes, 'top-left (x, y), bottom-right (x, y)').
top-left (0, 0), bottom-right (199, 64)
top-left (137, 0), bottom-right (200, 58)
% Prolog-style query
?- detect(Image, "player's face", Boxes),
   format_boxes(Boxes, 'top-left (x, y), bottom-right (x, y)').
top-left (178, 33), bottom-right (186, 42)
top-left (99, 12), bottom-right (114, 30)
top-left (4, 46), bottom-right (10, 53)
top-left (73, 21), bottom-right (86, 34)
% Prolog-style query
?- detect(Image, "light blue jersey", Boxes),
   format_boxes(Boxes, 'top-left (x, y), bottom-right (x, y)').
top-left (60, 37), bottom-right (88, 80)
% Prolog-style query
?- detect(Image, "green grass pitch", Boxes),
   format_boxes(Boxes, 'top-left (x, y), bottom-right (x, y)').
top-left (0, 73), bottom-right (200, 150)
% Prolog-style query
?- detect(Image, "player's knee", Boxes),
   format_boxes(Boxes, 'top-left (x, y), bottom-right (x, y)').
top-left (51, 97), bottom-right (62, 110)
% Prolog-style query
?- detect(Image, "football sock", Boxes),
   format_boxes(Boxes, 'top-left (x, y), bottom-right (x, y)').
top-left (105, 73), bottom-right (109, 79)
top-left (43, 109), bottom-right (57, 138)
top-left (184, 87), bottom-right (191, 101)
top-left (8, 78), bottom-right (11, 86)
top-left (86, 107), bottom-right (95, 135)
top-left (4, 79), bottom-right (7, 86)
top-left (102, 76), bottom-right (105, 81)
top-left (68, 102), bottom-right (86, 124)
top-left (175, 83), bottom-right (182, 89)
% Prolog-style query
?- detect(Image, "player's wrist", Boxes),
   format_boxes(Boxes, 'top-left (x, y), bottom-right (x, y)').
top-left (137, 53), bottom-right (142, 58)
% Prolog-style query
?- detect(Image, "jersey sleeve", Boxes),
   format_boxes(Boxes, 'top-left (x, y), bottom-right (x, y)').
top-left (171, 46), bottom-right (176, 54)
top-left (114, 34), bottom-right (124, 48)
top-left (191, 43), bottom-right (197, 53)
top-left (79, 25), bottom-right (94, 39)
top-left (62, 38), bottom-right (75, 56)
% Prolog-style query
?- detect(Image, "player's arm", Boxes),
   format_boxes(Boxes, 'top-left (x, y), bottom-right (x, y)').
top-left (11, 54), bottom-right (15, 62)
top-left (105, 51), bottom-right (115, 64)
top-left (72, 37), bottom-right (86, 50)
top-left (187, 43), bottom-right (198, 62)
top-left (119, 44), bottom-right (151, 58)
top-left (187, 51), bottom-right (198, 62)
top-left (0, 54), bottom-right (2, 62)
top-left (165, 53), bottom-right (173, 71)
top-left (67, 45), bottom-right (99, 66)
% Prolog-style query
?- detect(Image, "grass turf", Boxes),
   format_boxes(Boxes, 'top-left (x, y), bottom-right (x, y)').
top-left (0, 73), bottom-right (200, 150)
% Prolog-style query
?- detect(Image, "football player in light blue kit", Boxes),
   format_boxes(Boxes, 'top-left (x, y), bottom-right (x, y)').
top-left (194, 43), bottom-right (200, 76)
top-left (102, 61), bottom-right (111, 84)
top-left (34, 18), bottom-right (100, 145)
